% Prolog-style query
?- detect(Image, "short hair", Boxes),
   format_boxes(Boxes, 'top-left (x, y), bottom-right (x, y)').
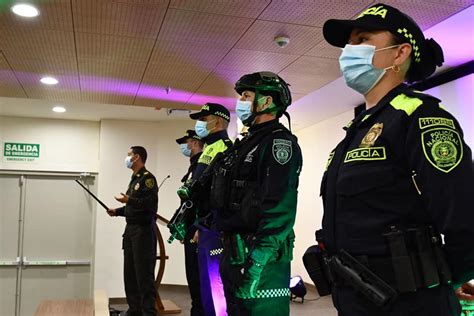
top-left (131, 146), bottom-right (147, 164)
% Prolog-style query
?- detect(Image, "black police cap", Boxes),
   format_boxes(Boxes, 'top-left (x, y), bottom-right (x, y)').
top-left (323, 3), bottom-right (444, 82)
top-left (175, 129), bottom-right (202, 144)
top-left (189, 103), bottom-right (230, 122)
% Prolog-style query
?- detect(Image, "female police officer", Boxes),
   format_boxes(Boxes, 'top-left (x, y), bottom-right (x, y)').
top-left (320, 3), bottom-right (474, 315)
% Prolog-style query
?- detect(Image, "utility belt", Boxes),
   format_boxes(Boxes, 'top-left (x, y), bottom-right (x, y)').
top-left (303, 226), bottom-right (452, 307)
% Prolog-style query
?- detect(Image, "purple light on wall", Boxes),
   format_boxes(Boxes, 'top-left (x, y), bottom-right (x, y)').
top-left (424, 6), bottom-right (474, 67)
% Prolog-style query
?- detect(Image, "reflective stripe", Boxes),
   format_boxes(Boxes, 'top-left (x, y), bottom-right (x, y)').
top-left (240, 288), bottom-right (291, 300)
top-left (389, 93), bottom-right (423, 116)
top-left (209, 248), bottom-right (223, 256)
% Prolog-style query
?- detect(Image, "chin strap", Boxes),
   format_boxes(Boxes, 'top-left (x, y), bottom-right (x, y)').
top-left (283, 111), bottom-right (292, 132)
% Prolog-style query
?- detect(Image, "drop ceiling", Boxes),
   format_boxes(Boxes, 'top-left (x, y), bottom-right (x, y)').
top-left (0, 0), bottom-right (472, 116)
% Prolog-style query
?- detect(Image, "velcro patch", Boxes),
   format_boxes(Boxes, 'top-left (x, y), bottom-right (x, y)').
top-left (272, 139), bottom-right (292, 165)
top-left (344, 147), bottom-right (386, 163)
top-left (145, 178), bottom-right (155, 189)
top-left (419, 117), bottom-right (455, 130)
top-left (421, 128), bottom-right (463, 173)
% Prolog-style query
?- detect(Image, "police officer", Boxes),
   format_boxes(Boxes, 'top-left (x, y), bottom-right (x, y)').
top-left (108, 146), bottom-right (158, 316)
top-left (320, 3), bottom-right (474, 315)
top-left (188, 103), bottom-right (233, 316)
top-left (175, 130), bottom-right (205, 316)
top-left (212, 71), bottom-right (302, 316)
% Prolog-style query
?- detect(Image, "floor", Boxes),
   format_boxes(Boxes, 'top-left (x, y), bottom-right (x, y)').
top-left (110, 284), bottom-right (338, 315)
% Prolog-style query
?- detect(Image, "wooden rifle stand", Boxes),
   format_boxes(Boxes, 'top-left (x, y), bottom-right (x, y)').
top-left (154, 214), bottom-right (181, 314)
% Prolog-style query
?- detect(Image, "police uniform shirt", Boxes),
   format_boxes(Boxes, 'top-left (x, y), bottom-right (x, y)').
top-left (216, 119), bottom-right (303, 265)
top-left (321, 84), bottom-right (474, 283)
top-left (116, 167), bottom-right (158, 224)
top-left (192, 130), bottom-right (232, 181)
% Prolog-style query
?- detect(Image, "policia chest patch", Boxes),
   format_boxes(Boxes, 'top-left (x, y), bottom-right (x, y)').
top-left (422, 127), bottom-right (463, 173)
top-left (273, 139), bottom-right (292, 165)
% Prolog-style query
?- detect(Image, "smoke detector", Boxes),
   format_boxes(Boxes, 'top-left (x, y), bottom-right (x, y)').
top-left (274, 36), bottom-right (290, 48)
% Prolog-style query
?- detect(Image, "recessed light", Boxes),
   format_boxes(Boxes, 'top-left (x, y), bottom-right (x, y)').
top-left (40, 77), bottom-right (59, 85)
top-left (11, 4), bottom-right (39, 17)
top-left (52, 106), bottom-right (66, 113)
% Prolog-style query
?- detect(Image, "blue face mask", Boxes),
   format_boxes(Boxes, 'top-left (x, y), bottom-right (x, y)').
top-left (236, 100), bottom-right (253, 123)
top-left (195, 120), bottom-right (210, 138)
top-left (339, 44), bottom-right (399, 95)
top-left (179, 143), bottom-right (191, 157)
top-left (235, 97), bottom-right (268, 126)
top-left (125, 156), bottom-right (134, 169)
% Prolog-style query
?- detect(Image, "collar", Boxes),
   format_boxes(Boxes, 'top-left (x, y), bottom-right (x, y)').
top-left (204, 130), bottom-right (229, 145)
top-left (133, 166), bottom-right (147, 179)
top-left (248, 119), bottom-right (279, 134)
top-left (190, 152), bottom-right (202, 164)
top-left (345, 83), bottom-right (407, 130)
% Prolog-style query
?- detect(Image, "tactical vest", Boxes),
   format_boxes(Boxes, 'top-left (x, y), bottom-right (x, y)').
top-left (211, 125), bottom-right (293, 234)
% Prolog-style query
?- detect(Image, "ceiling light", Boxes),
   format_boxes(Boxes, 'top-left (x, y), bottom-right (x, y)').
top-left (40, 77), bottom-right (59, 85)
top-left (11, 4), bottom-right (39, 17)
top-left (52, 106), bottom-right (66, 113)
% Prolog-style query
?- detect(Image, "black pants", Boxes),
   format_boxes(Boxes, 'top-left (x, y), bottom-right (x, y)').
top-left (332, 284), bottom-right (461, 316)
top-left (123, 223), bottom-right (158, 316)
top-left (220, 251), bottom-right (291, 316)
top-left (184, 226), bottom-right (205, 316)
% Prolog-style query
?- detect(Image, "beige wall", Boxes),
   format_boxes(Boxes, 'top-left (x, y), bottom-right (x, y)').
top-left (0, 116), bottom-right (100, 172)
top-left (95, 119), bottom-right (199, 297)
top-left (291, 110), bottom-right (354, 283)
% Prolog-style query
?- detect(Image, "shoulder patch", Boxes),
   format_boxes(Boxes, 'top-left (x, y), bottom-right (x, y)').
top-left (272, 139), bottom-right (292, 165)
top-left (389, 93), bottom-right (423, 116)
top-left (145, 178), bottom-right (155, 189)
top-left (421, 127), bottom-right (463, 173)
top-left (419, 117), bottom-right (455, 130)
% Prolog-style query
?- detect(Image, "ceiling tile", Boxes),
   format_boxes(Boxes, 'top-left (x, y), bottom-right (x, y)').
top-left (382, 0), bottom-right (469, 30)
top-left (134, 97), bottom-right (190, 109)
top-left (216, 49), bottom-right (299, 73)
top-left (260, 0), bottom-right (373, 27)
top-left (141, 62), bottom-right (210, 93)
top-left (158, 9), bottom-right (253, 48)
top-left (0, 28), bottom-right (75, 60)
top-left (149, 39), bottom-right (230, 70)
top-left (235, 20), bottom-right (323, 55)
top-left (79, 58), bottom-right (147, 104)
top-left (0, 0), bottom-right (73, 32)
top-left (169, 0), bottom-right (270, 18)
top-left (279, 56), bottom-right (341, 94)
top-left (76, 33), bottom-right (155, 62)
top-left (305, 40), bottom-right (342, 59)
top-left (73, 0), bottom-right (169, 38)
top-left (0, 52), bottom-right (27, 98)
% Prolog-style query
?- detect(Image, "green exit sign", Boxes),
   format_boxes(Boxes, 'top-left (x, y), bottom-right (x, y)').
top-left (4, 143), bottom-right (40, 162)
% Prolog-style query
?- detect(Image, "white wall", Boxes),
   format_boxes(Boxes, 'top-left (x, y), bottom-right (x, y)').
top-left (0, 116), bottom-right (100, 172)
top-left (94, 119), bottom-right (201, 298)
top-left (292, 110), bottom-right (353, 282)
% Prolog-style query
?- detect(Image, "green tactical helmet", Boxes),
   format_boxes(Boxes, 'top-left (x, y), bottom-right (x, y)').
top-left (234, 71), bottom-right (292, 116)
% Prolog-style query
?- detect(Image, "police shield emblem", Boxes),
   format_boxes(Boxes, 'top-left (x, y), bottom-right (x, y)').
top-left (421, 128), bottom-right (463, 173)
top-left (273, 139), bottom-right (292, 165)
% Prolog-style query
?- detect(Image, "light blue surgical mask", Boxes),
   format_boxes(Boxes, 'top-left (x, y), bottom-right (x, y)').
top-left (236, 100), bottom-right (253, 123)
top-left (179, 143), bottom-right (191, 157)
top-left (339, 44), bottom-right (399, 95)
top-left (235, 97), bottom-right (268, 126)
top-left (195, 120), bottom-right (210, 138)
top-left (125, 156), bottom-right (133, 169)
